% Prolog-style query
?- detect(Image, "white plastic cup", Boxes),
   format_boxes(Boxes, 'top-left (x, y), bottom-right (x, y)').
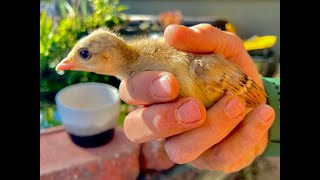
top-left (55, 82), bottom-right (120, 148)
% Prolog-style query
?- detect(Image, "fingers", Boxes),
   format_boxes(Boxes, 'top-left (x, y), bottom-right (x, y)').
top-left (163, 94), bottom-right (246, 164)
top-left (191, 105), bottom-right (274, 173)
top-left (164, 24), bottom-right (263, 87)
top-left (119, 71), bottom-right (179, 105)
top-left (123, 97), bottom-right (207, 143)
top-left (222, 133), bottom-right (268, 173)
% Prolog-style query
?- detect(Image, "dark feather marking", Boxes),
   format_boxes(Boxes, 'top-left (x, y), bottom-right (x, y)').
top-left (244, 74), bottom-right (249, 81)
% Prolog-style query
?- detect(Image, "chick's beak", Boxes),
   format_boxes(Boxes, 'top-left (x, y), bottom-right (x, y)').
top-left (55, 58), bottom-right (76, 71)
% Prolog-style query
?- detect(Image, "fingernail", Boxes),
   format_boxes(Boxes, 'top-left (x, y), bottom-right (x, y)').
top-left (152, 76), bottom-right (171, 98)
top-left (177, 101), bottom-right (202, 123)
top-left (225, 97), bottom-right (245, 119)
top-left (257, 106), bottom-right (274, 123)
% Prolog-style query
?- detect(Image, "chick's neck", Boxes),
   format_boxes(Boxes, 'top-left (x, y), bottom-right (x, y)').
top-left (113, 43), bottom-right (140, 80)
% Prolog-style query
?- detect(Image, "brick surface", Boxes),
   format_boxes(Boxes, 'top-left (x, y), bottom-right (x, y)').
top-left (40, 126), bottom-right (141, 180)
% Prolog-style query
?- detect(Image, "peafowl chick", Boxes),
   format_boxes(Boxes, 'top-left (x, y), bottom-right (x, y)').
top-left (56, 28), bottom-right (266, 108)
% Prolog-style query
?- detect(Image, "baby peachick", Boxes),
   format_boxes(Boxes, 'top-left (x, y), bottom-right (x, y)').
top-left (56, 28), bottom-right (266, 109)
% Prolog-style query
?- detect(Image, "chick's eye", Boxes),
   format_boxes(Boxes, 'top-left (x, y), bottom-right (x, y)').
top-left (78, 49), bottom-right (91, 60)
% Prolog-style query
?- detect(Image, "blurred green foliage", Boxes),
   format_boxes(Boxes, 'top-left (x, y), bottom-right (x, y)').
top-left (40, 0), bottom-right (130, 128)
top-left (40, 0), bottom-right (129, 102)
top-left (40, 103), bottom-right (62, 129)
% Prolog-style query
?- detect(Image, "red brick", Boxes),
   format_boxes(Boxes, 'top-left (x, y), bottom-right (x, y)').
top-left (140, 139), bottom-right (175, 171)
top-left (40, 126), bottom-right (141, 180)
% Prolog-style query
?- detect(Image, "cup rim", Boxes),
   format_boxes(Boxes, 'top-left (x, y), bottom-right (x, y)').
top-left (55, 82), bottom-right (120, 112)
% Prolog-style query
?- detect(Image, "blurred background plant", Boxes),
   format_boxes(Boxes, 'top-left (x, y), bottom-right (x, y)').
top-left (40, 0), bottom-right (130, 129)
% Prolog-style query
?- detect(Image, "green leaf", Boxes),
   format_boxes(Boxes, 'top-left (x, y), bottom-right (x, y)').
top-left (64, 1), bottom-right (75, 17)
top-left (105, 14), bottom-right (112, 21)
top-left (112, 0), bottom-right (118, 5)
top-left (80, 0), bottom-right (88, 18)
top-left (116, 5), bottom-right (129, 12)
top-left (112, 17), bottom-right (120, 24)
top-left (58, 0), bottom-right (67, 18)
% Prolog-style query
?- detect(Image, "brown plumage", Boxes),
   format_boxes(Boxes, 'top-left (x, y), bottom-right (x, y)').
top-left (56, 28), bottom-right (266, 108)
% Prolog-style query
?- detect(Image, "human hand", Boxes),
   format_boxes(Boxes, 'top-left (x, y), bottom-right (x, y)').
top-left (120, 24), bottom-right (275, 173)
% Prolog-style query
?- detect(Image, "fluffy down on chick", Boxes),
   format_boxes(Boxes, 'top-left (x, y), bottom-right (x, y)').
top-left (56, 28), bottom-right (266, 108)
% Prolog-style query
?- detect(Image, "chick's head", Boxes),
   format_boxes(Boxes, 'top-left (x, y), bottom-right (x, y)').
top-left (56, 28), bottom-right (128, 76)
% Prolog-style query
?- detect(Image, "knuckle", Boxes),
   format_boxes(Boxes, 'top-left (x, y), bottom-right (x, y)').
top-left (201, 23), bottom-right (215, 29)
top-left (143, 106), bottom-right (171, 132)
top-left (240, 130), bottom-right (259, 146)
top-left (211, 146), bottom-right (234, 166)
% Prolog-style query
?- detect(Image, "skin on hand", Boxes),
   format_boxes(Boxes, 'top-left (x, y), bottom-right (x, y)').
top-left (121, 23), bottom-right (275, 173)
top-left (120, 71), bottom-right (207, 143)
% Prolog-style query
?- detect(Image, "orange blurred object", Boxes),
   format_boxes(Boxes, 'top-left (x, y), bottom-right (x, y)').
top-left (159, 10), bottom-right (184, 29)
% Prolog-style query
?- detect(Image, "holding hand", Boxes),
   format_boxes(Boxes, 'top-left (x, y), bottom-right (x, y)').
top-left (120, 24), bottom-right (275, 173)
